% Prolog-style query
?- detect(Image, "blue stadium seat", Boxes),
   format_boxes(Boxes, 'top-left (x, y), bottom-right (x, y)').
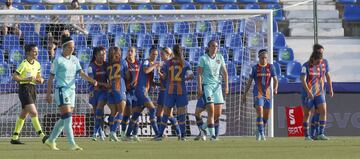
top-left (2, 35), bottom-right (21, 51)
top-left (227, 62), bottom-right (240, 83)
top-left (223, 4), bottom-right (239, 9)
top-left (277, 47), bottom-right (294, 65)
top-left (273, 61), bottom-right (287, 83)
top-left (86, 24), bottom-right (103, 37)
top-left (80, 4), bottom-right (92, 22)
top-left (160, 4), bottom-right (175, 10)
top-left (114, 34), bottom-right (131, 48)
top-left (128, 23), bottom-right (147, 34)
top-left (216, 0), bottom-right (236, 3)
top-left (245, 3), bottom-right (260, 9)
top-left (259, 0), bottom-right (279, 3)
top-left (247, 32), bottom-right (265, 48)
top-left (219, 47), bottom-right (228, 62)
top-left (266, 4), bottom-right (285, 21)
top-left (0, 63), bottom-right (11, 84)
top-left (108, 24), bottom-right (125, 36)
top-left (195, 0), bottom-right (215, 3)
top-left (31, 4), bottom-right (49, 21)
top-left (181, 34), bottom-right (198, 48)
top-left (76, 48), bottom-right (92, 66)
top-left (174, 22), bottom-right (190, 35)
top-left (19, 23), bottom-right (36, 34)
top-left (188, 47), bottom-right (202, 65)
top-left (203, 34), bottom-right (220, 47)
top-left (94, 4), bottom-right (111, 20)
top-left (237, 20), bottom-right (246, 35)
top-left (174, 0), bottom-right (193, 3)
top-left (41, 62), bottom-right (51, 78)
top-left (273, 32), bottom-right (287, 50)
top-left (225, 33), bottom-right (243, 48)
top-left (37, 48), bottom-right (49, 64)
top-left (137, 34), bottom-right (154, 48)
top-left (261, 19), bottom-right (279, 33)
top-left (71, 34), bottom-right (88, 50)
top-left (238, 0), bottom-right (258, 3)
top-left (12, 3), bottom-right (25, 10)
top-left (152, 22), bottom-right (169, 35)
top-left (9, 48), bottom-right (24, 65)
top-left (201, 3), bottom-right (218, 10)
top-left (181, 3), bottom-right (196, 10)
top-left (232, 47), bottom-right (243, 65)
top-left (24, 32), bottom-right (42, 47)
top-left (343, 4), bottom-right (360, 21)
top-left (116, 4), bottom-right (132, 10)
top-left (92, 34), bottom-right (109, 48)
top-left (0, 50), bottom-right (4, 64)
top-left (137, 3), bottom-right (153, 10)
top-left (336, 0), bottom-right (357, 4)
top-left (21, 0), bottom-right (39, 3)
top-left (217, 20), bottom-right (235, 34)
top-left (286, 61), bottom-right (301, 82)
top-left (195, 21), bottom-right (212, 35)
top-left (159, 34), bottom-right (176, 48)
top-left (52, 4), bottom-right (67, 10)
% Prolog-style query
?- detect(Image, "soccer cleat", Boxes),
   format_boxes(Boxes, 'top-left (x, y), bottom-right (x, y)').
top-left (178, 137), bottom-right (187, 141)
top-left (151, 136), bottom-right (163, 141)
top-left (210, 136), bottom-right (219, 141)
top-left (194, 134), bottom-right (206, 141)
top-left (132, 135), bottom-right (141, 141)
top-left (45, 140), bottom-right (60, 151)
top-left (305, 136), bottom-right (314, 141)
top-left (10, 139), bottom-right (24, 145)
top-left (316, 134), bottom-right (329, 140)
top-left (91, 134), bottom-right (97, 141)
top-left (109, 132), bottom-right (119, 142)
top-left (42, 135), bottom-right (49, 144)
top-left (70, 144), bottom-right (83, 151)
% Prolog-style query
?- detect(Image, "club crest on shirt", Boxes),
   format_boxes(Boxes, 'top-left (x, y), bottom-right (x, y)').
top-left (216, 59), bottom-right (220, 64)
top-left (207, 96), bottom-right (212, 101)
top-left (65, 97), bottom-right (69, 102)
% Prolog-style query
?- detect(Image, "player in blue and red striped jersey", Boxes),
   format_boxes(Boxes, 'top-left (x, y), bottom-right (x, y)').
top-left (88, 46), bottom-right (108, 141)
top-left (156, 47), bottom-right (181, 138)
top-left (125, 46), bottom-right (160, 139)
top-left (309, 44), bottom-right (333, 140)
top-left (120, 47), bottom-right (140, 141)
top-left (155, 45), bottom-right (193, 141)
top-left (106, 47), bottom-right (128, 142)
top-left (301, 49), bottom-right (333, 141)
top-left (243, 49), bottom-right (278, 141)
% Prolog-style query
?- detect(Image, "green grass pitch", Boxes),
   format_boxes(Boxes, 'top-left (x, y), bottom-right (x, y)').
top-left (1, 137), bottom-right (360, 159)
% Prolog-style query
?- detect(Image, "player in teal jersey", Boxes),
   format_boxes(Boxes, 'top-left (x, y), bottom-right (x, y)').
top-left (45, 36), bottom-right (98, 151)
top-left (197, 40), bottom-right (229, 140)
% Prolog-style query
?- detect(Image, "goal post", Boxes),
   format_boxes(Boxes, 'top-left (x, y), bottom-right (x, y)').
top-left (0, 9), bottom-right (274, 138)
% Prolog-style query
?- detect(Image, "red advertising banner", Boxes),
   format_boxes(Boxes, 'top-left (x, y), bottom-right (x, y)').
top-left (72, 114), bottom-right (86, 137)
top-left (285, 106), bottom-right (304, 137)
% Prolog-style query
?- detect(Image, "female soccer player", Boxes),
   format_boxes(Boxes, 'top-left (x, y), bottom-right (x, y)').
top-left (10, 44), bottom-right (47, 144)
top-left (88, 46), bottom-right (108, 141)
top-left (125, 46), bottom-right (160, 139)
top-left (243, 49), bottom-right (278, 141)
top-left (156, 47), bottom-right (181, 137)
top-left (197, 40), bottom-right (229, 140)
top-left (120, 47), bottom-right (139, 140)
top-left (45, 36), bottom-right (97, 151)
top-left (107, 47), bottom-right (127, 142)
top-left (301, 50), bottom-right (333, 141)
top-left (155, 45), bottom-right (193, 141)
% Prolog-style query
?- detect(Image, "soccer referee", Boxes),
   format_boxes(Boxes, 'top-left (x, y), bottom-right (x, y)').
top-left (10, 44), bottom-right (47, 144)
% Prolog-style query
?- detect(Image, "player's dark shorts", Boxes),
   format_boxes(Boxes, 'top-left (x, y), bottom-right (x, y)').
top-left (253, 96), bottom-right (271, 109)
top-left (18, 84), bottom-right (36, 109)
top-left (135, 89), bottom-right (152, 107)
top-left (126, 89), bottom-right (137, 107)
top-left (89, 90), bottom-right (108, 106)
top-left (164, 93), bottom-right (188, 108)
top-left (157, 90), bottom-right (166, 106)
top-left (196, 95), bottom-right (206, 109)
top-left (108, 90), bottom-right (126, 105)
top-left (302, 94), bottom-right (326, 109)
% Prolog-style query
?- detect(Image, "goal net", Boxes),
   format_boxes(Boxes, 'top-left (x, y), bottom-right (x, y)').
top-left (0, 9), bottom-right (273, 138)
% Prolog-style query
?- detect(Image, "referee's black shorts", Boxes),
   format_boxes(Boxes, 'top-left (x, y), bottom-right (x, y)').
top-left (18, 84), bottom-right (37, 109)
